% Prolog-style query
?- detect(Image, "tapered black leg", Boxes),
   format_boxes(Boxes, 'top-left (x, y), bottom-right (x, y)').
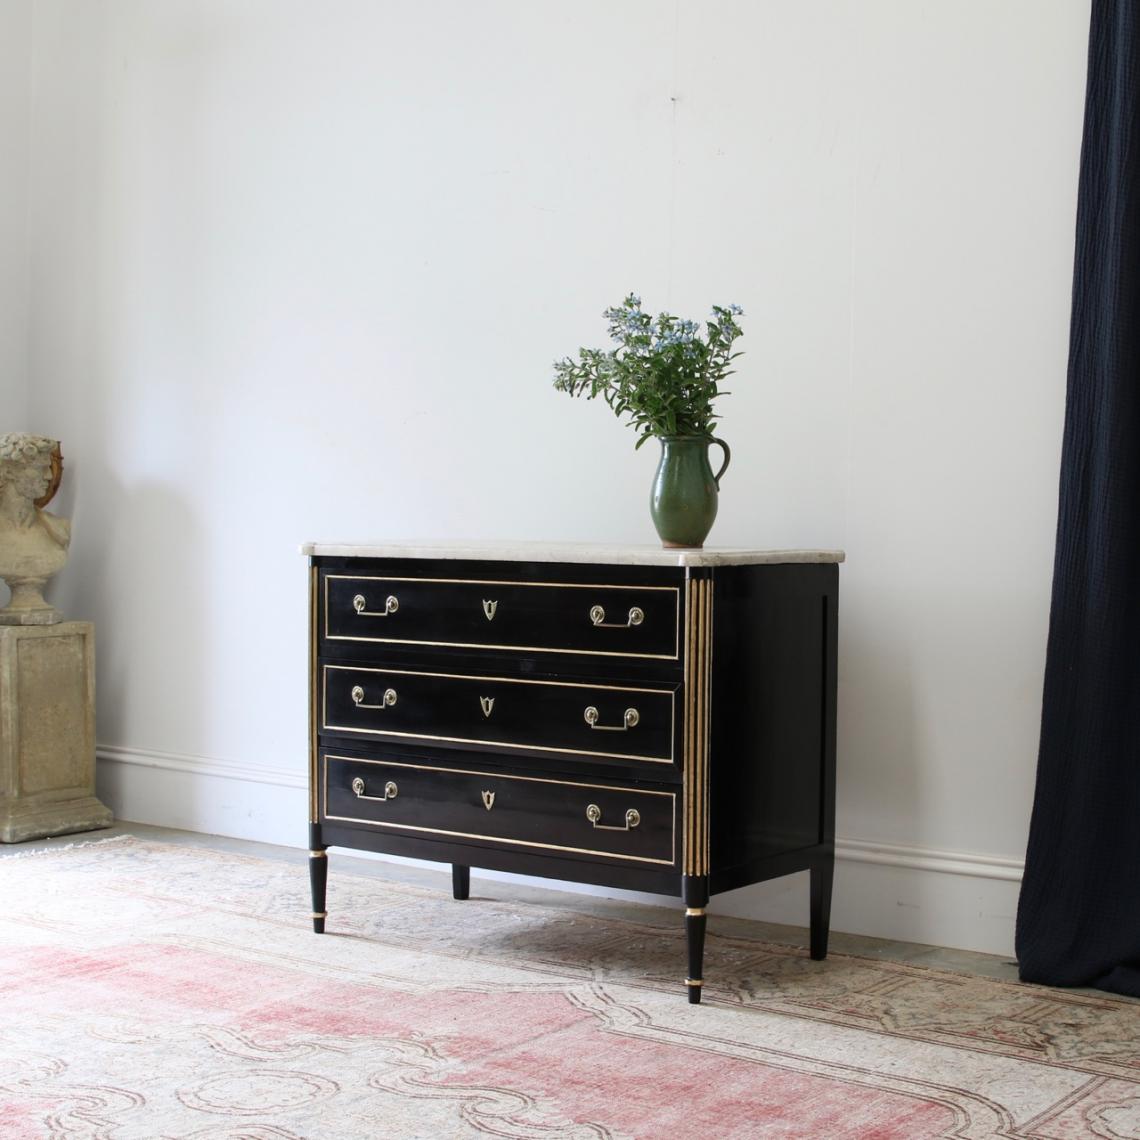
top-left (309, 823), bottom-right (328, 934)
top-left (683, 874), bottom-right (710, 1003)
top-left (685, 910), bottom-right (708, 1003)
top-left (452, 864), bottom-right (470, 900)
top-left (810, 857), bottom-right (834, 960)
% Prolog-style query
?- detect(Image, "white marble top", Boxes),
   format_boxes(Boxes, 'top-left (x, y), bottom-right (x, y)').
top-left (300, 541), bottom-right (844, 568)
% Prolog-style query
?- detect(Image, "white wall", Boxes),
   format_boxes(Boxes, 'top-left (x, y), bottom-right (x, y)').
top-left (0, 0), bottom-right (31, 432)
top-left (20, 0), bottom-right (1089, 955)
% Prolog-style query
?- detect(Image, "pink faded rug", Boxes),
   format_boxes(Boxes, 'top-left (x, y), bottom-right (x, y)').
top-left (1, 838), bottom-right (1138, 1139)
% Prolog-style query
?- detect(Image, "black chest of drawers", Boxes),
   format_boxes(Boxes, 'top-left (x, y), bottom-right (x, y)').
top-left (305, 543), bottom-right (840, 1002)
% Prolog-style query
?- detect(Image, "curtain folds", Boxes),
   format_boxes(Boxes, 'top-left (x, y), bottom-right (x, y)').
top-left (1016, 0), bottom-right (1140, 996)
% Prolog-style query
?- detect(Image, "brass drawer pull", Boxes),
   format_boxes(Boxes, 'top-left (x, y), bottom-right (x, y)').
top-left (584, 706), bottom-right (639, 731)
top-left (351, 685), bottom-right (397, 710)
top-left (590, 604), bottom-right (644, 629)
top-left (353, 593), bottom-right (399, 617)
top-left (586, 804), bottom-right (640, 831)
top-left (352, 777), bottom-right (398, 802)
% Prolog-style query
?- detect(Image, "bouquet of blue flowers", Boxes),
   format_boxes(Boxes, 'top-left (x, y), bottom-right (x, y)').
top-left (553, 294), bottom-right (745, 447)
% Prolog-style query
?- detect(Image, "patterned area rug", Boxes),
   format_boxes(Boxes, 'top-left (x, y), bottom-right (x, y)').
top-left (1, 837), bottom-right (1138, 1139)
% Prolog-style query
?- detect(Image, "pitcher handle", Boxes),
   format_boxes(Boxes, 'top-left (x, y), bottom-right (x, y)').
top-left (710, 437), bottom-right (731, 489)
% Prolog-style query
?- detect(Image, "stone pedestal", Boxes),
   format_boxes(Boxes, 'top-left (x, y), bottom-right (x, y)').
top-left (0, 622), bottom-right (112, 842)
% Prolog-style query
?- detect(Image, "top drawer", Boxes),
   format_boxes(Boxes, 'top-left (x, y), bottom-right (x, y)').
top-left (322, 573), bottom-right (680, 661)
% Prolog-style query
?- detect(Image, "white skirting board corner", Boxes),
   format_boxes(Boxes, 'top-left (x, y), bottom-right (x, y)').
top-left (96, 745), bottom-right (1023, 958)
top-left (96, 744), bottom-right (307, 851)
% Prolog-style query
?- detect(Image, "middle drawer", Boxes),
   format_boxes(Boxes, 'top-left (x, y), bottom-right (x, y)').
top-left (320, 663), bottom-right (678, 767)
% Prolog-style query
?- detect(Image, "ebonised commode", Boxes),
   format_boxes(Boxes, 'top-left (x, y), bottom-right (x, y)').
top-left (304, 542), bottom-right (842, 1002)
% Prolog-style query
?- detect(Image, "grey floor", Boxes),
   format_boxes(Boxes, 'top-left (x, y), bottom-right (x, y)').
top-left (21, 821), bottom-right (1023, 984)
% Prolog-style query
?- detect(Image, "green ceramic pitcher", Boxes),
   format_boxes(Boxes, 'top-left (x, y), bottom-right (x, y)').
top-left (649, 435), bottom-right (731, 548)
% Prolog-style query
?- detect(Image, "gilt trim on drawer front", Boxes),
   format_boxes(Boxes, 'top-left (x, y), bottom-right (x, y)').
top-left (322, 754), bottom-right (677, 865)
top-left (683, 577), bottom-right (713, 876)
top-left (309, 565), bottom-right (320, 822)
top-left (323, 575), bottom-right (681, 660)
top-left (321, 664), bottom-right (678, 764)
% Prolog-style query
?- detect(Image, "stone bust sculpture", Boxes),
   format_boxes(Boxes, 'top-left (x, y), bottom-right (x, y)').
top-left (0, 433), bottom-right (70, 624)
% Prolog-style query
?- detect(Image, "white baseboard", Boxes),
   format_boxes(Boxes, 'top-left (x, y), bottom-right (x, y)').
top-left (96, 744), bottom-right (1023, 958)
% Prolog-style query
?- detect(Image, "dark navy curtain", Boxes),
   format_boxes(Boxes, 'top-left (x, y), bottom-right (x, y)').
top-left (1016, 0), bottom-right (1140, 996)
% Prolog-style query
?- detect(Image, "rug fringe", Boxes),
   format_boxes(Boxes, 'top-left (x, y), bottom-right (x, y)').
top-left (0, 833), bottom-right (135, 862)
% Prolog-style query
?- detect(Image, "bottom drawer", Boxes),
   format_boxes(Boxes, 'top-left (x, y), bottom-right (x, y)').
top-left (321, 752), bottom-right (676, 867)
